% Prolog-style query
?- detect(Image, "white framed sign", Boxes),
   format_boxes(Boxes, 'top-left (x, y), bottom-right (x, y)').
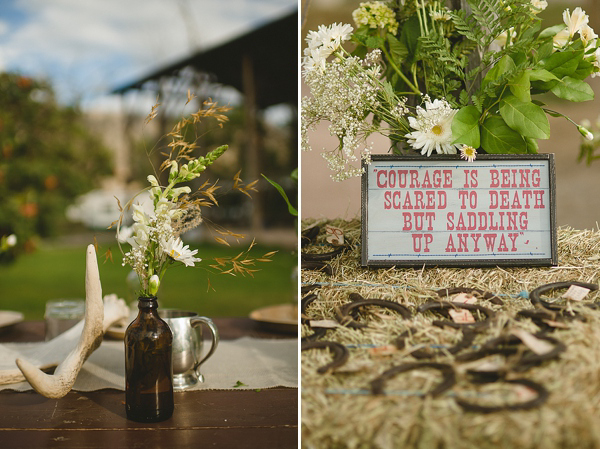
top-left (361, 154), bottom-right (557, 267)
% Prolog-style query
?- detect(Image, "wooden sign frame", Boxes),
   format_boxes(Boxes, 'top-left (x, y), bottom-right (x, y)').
top-left (361, 154), bottom-right (557, 268)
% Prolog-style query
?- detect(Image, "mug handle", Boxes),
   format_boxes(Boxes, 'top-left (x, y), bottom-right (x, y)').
top-left (190, 316), bottom-right (219, 373)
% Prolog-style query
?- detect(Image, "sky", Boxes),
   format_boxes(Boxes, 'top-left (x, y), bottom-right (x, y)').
top-left (0, 0), bottom-right (297, 111)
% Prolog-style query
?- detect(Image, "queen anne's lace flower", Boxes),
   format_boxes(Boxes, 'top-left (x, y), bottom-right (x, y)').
top-left (406, 98), bottom-right (460, 156)
top-left (302, 49), bottom-right (386, 181)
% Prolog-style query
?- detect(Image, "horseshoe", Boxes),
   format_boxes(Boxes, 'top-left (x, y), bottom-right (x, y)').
top-left (455, 332), bottom-right (565, 372)
top-left (454, 378), bottom-right (549, 413)
top-left (335, 298), bottom-right (412, 329)
top-left (300, 293), bottom-right (319, 324)
top-left (437, 287), bottom-right (504, 305)
top-left (301, 327), bottom-right (328, 343)
top-left (529, 281), bottom-right (599, 311)
top-left (301, 245), bottom-right (346, 262)
top-left (394, 326), bottom-right (476, 359)
top-left (418, 301), bottom-right (495, 331)
top-left (301, 226), bottom-right (320, 247)
top-left (301, 341), bottom-right (349, 374)
top-left (301, 261), bottom-right (334, 275)
top-left (370, 362), bottom-right (456, 397)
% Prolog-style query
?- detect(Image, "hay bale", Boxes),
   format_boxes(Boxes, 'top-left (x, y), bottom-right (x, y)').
top-left (301, 220), bottom-right (600, 449)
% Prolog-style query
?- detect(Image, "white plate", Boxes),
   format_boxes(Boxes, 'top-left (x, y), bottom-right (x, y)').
top-left (249, 303), bottom-right (298, 334)
top-left (0, 310), bottom-right (24, 331)
top-left (106, 310), bottom-right (136, 339)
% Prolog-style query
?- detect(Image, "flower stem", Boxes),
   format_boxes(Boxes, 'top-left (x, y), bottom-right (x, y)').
top-left (380, 46), bottom-right (421, 95)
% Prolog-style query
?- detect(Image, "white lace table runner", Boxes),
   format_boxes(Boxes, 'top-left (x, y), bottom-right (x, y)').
top-left (0, 337), bottom-right (298, 391)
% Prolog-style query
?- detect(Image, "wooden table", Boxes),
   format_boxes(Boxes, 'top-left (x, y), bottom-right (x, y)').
top-left (0, 318), bottom-right (298, 448)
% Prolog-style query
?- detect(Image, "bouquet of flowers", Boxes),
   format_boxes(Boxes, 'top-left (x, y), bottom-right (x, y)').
top-left (302, 0), bottom-right (599, 181)
top-left (115, 97), bottom-right (273, 297)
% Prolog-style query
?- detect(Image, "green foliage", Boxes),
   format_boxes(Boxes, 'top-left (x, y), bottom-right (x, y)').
top-left (452, 106), bottom-right (480, 148)
top-left (550, 76), bottom-right (595, 102)
top-left (481, 115), bottom-right (527, 153)
top-left (0, 73), bottom-right (112, 262)
top-left (499, 95), bottom-right (550, 140)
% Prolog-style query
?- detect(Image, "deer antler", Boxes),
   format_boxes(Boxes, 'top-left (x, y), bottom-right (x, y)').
top-left (14, 245), bottom-right (128, 398)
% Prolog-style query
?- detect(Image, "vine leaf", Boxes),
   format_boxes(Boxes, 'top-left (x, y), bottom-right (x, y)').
top-left (451, 105), bottom-right (481, 148)
top-left (550, 76), bottom-right (595, 102)
top-left (481, 115), bottom-right (528, 154)
top-left (499, 95), bottom-right (550, 140)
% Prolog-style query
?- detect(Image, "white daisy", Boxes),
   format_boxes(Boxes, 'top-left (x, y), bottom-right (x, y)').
top-left (460, 145), bottom-right (477, 162)
top-left (161, 237), bottom-right (201, 267)
top-left (406, 99), bottom-right (460, 156)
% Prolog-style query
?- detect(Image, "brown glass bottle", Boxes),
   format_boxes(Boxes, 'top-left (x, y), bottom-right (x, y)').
top-left (125, 296), bottom-right (174, 422)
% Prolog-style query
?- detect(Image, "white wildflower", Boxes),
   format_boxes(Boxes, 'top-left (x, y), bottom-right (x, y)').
top-left (302, 53), bottom-right (382, 180)
top-left (161, 236), bottom-right (201, 267)
top-left (530, 0), bottom-right (547, 13)
top-left (352, 1), bottom-right (399, 34)
top-left (148, 275), bottom-right (160, 296)
top-left (303, 23), bottom-right (353, 73)
top-left (117, 225), bottom-right (133, 244)
top-left (406, 98), bottom-right (460, 156)
top-left (563, 7), bottom-right (589, 38)
top-left (6, 234), bottom-right (16, 247)
top-left (580, 24), bottom-right (597, 48)
top-left (578, 125), bottom-right (594, 141)
top-left (431, 9), bottom-right (452, 22)
top-left (592, 47), bottom-right (600, 77)
top-left (490, 28), bottom-right (516, 52)
top-left (460, 145), bottom-right (477, 162)
top-left (553, 28), bottom-right (571, 48)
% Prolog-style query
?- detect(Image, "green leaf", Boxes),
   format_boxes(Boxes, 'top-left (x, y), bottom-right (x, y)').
top-left (529, 69), bottom-right (559, 82)
top-left (400, 16), bottom-right (421, 65)
top-left (261, 174), bottom-right (298, 216)
top-left (510, 51), bottom-right (527, 67)
top-left (451, 105), bottom-right (480, 147)
top-left (525, 137), bottom-right (539, 154)
top-left (233, 380), bottom-right (247, 388)
top-left (572, 60), bottom-right (595, 80)
top-left (459, 90), bottom-right (469, 106)
top-left (539, 24), bottom-right (566, 40)
top-left (481, 115), bottom-right (528, 154)
top-left (387, 33), bottom-right (407, 63)
top-left (509, 71), bottom-right (530, 102)
top-left (550, 76), bottom-right (595, 102)
top-left (535, 39), bottom-right (554, 62)
top-left (482, 55), bottom-right (516, 90)
top-left (539, 49), bottom-right (584, 78)
top-left (365, 36), bottom-right (385, 49)
top-left (499, 95), bottom-right (550, 139)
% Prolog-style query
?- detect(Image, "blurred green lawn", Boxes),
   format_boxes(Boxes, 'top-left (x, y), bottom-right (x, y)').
top-left (0, 242), bottom-right (297, 320)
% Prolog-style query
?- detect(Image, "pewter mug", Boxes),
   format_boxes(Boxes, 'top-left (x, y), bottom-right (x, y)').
top-left (160, 310), bottom-right (219, 390)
